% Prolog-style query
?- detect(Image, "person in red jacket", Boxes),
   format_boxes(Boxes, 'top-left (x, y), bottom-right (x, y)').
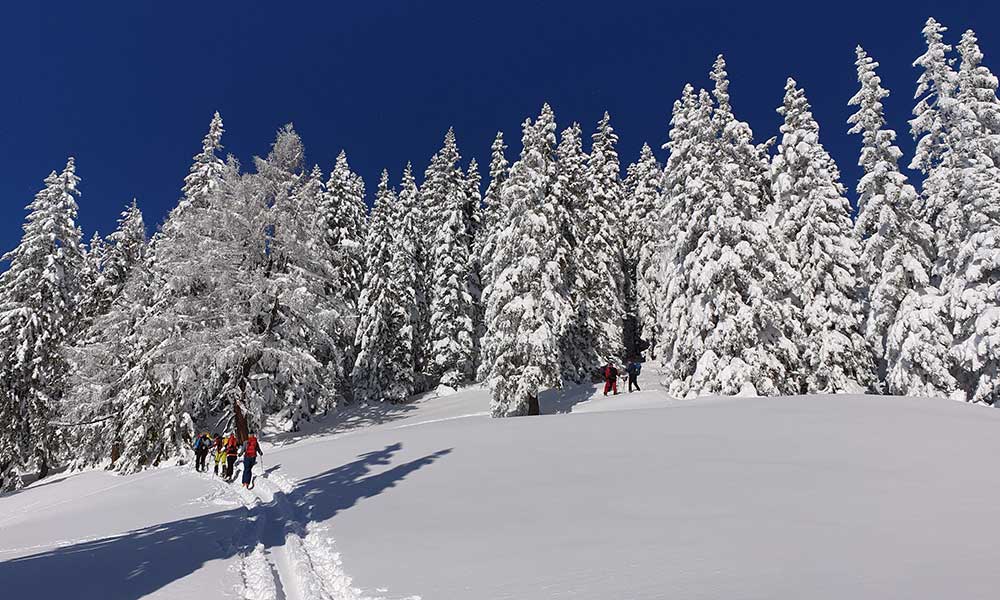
top-left (242, 434), bottom-right (263, 488)
top-left (603, 363), bottom-right (619, 396)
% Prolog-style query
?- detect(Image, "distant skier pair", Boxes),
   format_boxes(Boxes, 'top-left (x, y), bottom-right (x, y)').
top-left (602, 359), bottom-right (642, 396)
top-left (193, 431), bottom-right (263, 488)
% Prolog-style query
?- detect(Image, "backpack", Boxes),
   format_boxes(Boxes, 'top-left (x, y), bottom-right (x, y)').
top-left (193, 436), bottom-right (205, 451)
top-left (226, 437), bottom-right (239, 454)
top-left (245, 437), bottom-right (258, 458)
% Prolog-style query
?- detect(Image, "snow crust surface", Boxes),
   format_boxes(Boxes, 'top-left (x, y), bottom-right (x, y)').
top-left (3, 373), bottom-right (1000, 599)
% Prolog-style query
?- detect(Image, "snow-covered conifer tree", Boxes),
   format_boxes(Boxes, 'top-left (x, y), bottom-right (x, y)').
top-left (0, 158), bottom-right (85, 489)
top-left (85, 200), bottom-right (148, 319)
top-left (644, 86), bottom-right (697, 364)
top-left (772, 78), bottom-right (872, 393)
top-left (849, 46), bottom-right (935, 381)
top-left (480, 105), bottom-right (571, 416)
top-left (80, 231), bottom-right (108, 319)
top-left (427, 163), bottom-right (477, 387)
top-left (623, 143), bottom-right (661, 358)
top-left (553, 123), bottom-right (590, 381)
top-left (318, 150), bottom-right (368, 369)
top-left (422, 128), bottom-right (463, 234)
top-left (465, 159), bottom-right (485, 370)
top-left (396, 162), bottom-right (432, 388)
top-left (160, 112), bottom-right (225, 241)
top-left (476, 132), bottom-right (510, 294)
top-left (656, 87), bottom-right (714, 382)
top-left (910, 18), bottom-right (959, 176)
top-left (665, 58), bottom-right (801, 397)
top-left (573, 112), bottom-right (625, 368)
top-left (353, 171), bottom-right (417, 402)
top-left (944, 30), bottom-right (1000, 405)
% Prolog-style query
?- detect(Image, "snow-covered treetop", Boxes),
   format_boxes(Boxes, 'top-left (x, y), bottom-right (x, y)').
top-left (910, 17), bottom-right (959, 173)
top-left (848, 46), bottom-right (889, 145)
top-left (179, 112), bottom-right (226, 210)
top-left (957, 29), bottom-right (1000, 147)
top-left (108, 199), bottom-right (146, 248)
top-left (710, 54), bottom-right (731, 125)
top-left (256, 123), bottom-right (305, 184)
top-left (0, 157), bottom-right (84, 308)
top-left (778, 78), bottom-right (818, 136)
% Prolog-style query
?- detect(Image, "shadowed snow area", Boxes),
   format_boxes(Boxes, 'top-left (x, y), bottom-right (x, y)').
top-left (3, 372), bottom-right (1000, 599)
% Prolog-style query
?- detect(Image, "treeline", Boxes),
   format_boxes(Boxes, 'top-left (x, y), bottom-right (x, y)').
top-left (0, 18), bottom-right (996, 491)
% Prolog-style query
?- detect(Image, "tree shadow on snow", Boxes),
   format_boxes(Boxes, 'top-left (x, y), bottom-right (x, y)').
top-left (539, 380), bottom-right (603, 414)
top-left (0, 443), bottom-right (452, 600)
top-left (267, 401), bottom-right (420, 446)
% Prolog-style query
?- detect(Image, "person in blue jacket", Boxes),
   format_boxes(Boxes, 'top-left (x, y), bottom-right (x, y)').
top-left (626, 359), bottom-right (642, 393)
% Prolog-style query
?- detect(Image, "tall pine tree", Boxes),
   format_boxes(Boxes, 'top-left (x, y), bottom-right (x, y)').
top-left (848, 46), bottom-right (934, 382)
top-left (481, 105), bottom-right (571, 416)
top-left (0, 158), bottom-right (86, 489)
top-left (772, 78), bottom-right (872, 393)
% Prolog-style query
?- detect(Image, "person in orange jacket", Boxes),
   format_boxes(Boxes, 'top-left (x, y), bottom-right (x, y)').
top-left (224, 434), bottom-right (240, 480)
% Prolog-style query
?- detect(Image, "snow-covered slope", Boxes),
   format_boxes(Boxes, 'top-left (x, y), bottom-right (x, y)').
top-left (3, 374), bottom-right (1000, 599)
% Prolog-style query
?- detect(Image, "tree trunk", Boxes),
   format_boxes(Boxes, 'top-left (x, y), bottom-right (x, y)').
top-left (527, 394), bottom-right (540, 416)
top-left (233, 394), bottom-right (249, 444)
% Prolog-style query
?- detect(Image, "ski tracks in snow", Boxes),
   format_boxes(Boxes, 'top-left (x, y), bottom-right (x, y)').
top-left (195, 469), bottom-right (415, 600)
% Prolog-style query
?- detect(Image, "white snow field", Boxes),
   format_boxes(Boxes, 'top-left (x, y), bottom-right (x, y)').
top-left (3, 373), bottom-right (1000, 599)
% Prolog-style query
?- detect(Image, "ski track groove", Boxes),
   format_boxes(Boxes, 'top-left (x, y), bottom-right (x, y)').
top-left (193, 465), bottom-right (409, 600)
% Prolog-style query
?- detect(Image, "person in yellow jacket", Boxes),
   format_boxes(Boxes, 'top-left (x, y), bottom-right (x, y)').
top-left (212, 434), bottom-right (227, 477)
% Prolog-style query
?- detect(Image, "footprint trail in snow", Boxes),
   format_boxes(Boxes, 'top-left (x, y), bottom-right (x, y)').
top-left (193, 466), bottom-right (417, 600)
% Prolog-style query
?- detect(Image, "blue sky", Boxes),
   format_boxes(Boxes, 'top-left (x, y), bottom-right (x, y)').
top-left (0, 1), bottom-right (994, 251)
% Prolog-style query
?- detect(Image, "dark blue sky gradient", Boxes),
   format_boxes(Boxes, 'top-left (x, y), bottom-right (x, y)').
top-left (0, 1), bottom-right (995, 251)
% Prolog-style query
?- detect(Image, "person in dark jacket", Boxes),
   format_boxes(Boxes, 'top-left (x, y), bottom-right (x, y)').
top-left (193, 432), bottom-right (212, 472)
top-left (626, 360), bottom-right (642, 393)
top-left (603, 363), bottom-right (619, 396)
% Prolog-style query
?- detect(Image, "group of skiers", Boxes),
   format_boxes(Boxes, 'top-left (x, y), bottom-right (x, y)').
top-left (192, 431), bottom-right (263, 488)
top-left (602, 359), bottom-right (642, 396)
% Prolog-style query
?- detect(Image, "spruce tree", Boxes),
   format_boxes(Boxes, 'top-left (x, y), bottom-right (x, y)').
top-left (554, 123), bottom-right (591, 381)
top-left (0, 158), bottom-right (86, 489)
top-left (667, 58), bottom-right (800, 397)
top-left (849, 46), bottom-right (934, 381)
top-left (476, 132), bottom-right (510, 295)
top-left (89, 200), bottom-right (148, 318)
top-left (353, 171), bottom-right (416, 402)
top-left (481, 105), bottom-right (571, 416)
top-left (885, 18), bottom-right (962, 400)
top-left (772, 78), bottom-right (872, 393)
top-left (910, 18), bottom-right (959, 176)
top-left (658, 87), bottom-right (716, 387)
top-left (397, 162), bottom-right (432, 388)
top-left (160, 112), bottom-right (225, 241)
top-left (574, 112), bottom-right (625, 368)
top-left (623, 143), bottom-right (661, 358)
top-left (81, 231), bottom-right (108, 319)
top-left (945, 30), bottom-right (1000, 405)
top-left (319, 150), bottom-right (368, 370)
top-left (427, 162), bottom-right (477, 387)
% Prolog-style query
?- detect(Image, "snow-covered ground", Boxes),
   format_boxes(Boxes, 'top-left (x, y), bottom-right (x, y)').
top-left (3, 372), bottom-right (1000, 599)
